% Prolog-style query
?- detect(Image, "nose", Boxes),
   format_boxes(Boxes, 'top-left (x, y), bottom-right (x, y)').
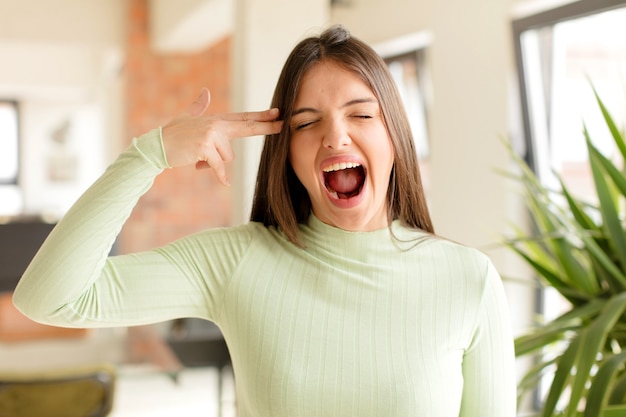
top-left (322, 118), bottom-right (351, 149)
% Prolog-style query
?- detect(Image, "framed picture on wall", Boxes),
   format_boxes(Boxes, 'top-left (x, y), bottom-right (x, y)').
top-left (0, 101), bottom-right (19, 185)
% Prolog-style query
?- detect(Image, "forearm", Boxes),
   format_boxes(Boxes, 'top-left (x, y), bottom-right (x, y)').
top-left (13, 128), bottom-right (168, 325)
top-left (460, 262), bottom-right (517, 416)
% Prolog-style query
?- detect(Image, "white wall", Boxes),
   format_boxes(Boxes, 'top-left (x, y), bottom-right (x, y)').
top-left (0, 0), bottom-right (126, 218)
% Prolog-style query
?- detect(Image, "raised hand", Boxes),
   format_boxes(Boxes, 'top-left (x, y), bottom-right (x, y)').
top-left (161, 88), bottom-right (282, 186)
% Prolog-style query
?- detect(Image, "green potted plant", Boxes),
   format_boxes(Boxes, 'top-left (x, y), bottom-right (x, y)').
top-left (504, 87), bottom-right (626, 417)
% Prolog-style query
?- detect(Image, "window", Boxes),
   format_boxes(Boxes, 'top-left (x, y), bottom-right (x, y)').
top-left (513, 0), bottom-right (626, 408)
top-left (514, 0), bottom-right (626, 201)
top-left (376, 32), bottom-right (432, 191)
top-left (0, 101), bottom-right (19, 185)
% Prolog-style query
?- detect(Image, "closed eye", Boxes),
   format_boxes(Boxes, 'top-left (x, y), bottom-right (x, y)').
top-left (292, 120), bottom-right (318, 131)
top-left (350, 114), bottom-right (375, 121)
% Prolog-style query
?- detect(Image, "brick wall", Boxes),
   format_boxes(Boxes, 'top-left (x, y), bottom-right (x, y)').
top-left (119, 0), bottom-right (232, 253)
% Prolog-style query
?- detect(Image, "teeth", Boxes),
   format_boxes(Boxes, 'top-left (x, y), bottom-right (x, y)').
top-left (322, 161), bottom-right (362, 172)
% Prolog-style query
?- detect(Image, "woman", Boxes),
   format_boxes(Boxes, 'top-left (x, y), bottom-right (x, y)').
top-left (14, 25), bottom-right (516, 416)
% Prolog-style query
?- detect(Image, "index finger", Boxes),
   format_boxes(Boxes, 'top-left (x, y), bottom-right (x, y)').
top-left (218, 108), bottom-right (280, 122)
top-left (226, 118), bottom-right (283, 139)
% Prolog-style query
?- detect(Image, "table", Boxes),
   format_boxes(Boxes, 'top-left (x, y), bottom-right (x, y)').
top-left (0, 295), bottom-right (232, 415)
top-left (0, 325), bottom-right (183, 379)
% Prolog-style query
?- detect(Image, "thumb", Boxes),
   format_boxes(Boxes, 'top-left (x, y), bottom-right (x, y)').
top-left (186, 88), bottom-right (211, 116)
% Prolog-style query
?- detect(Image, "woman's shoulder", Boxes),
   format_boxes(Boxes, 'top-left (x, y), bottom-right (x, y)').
top-left (431, 235), bottom-right (490, 262)
top-left (395, 227), bottom-right (494, 280)
top-left (393, 222), bottom-right (488, 259)
top-left (187, 221), bottom-right (283, 242)
top-left (186, 221), bottom-right (292, 252)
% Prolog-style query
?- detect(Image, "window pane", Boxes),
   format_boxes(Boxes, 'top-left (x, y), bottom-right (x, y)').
top-left (384, 51), bottom-right (431, 189)
top-left (520, 7), bottom-right (626, 322)
top-left (521, 7), bottom-right (626, 202)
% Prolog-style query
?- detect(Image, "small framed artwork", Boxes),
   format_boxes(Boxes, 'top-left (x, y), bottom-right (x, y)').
top-left (0, 101), bottom-right (19, 185)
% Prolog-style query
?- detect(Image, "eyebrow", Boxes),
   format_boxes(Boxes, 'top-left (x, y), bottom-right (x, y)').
top-left (291, 97), bottom-right (378, 116)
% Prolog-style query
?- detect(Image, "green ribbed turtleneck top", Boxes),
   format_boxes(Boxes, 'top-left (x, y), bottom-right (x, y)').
top-left (14, 128), bottom-right (516, 417)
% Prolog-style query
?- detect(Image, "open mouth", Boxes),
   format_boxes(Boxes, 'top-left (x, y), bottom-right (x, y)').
top-left (322, 162), bottom-right (366, 200)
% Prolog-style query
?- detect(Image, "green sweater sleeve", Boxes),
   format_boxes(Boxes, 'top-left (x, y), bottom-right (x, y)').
top-left (12, 128), bottom-right (243, 327)
top-left (460, 260), bottom-right (517, 416)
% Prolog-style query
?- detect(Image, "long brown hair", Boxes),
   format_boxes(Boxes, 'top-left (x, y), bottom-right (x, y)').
top-left (250, 25), bottom-right (433, 245)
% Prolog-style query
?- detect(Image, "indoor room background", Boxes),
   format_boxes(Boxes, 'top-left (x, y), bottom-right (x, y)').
top-left (1, 0), bottom-right (624, 415)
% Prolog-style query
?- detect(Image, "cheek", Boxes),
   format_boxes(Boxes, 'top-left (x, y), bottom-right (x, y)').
top-left (381, 129), bottom-right (395, 164)
top-left (375, 140), bottom-right (395, 185)
top-left (289, 137), bottom-right (317, 175)
top-left (370, 131), bottom-right (394, 171)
